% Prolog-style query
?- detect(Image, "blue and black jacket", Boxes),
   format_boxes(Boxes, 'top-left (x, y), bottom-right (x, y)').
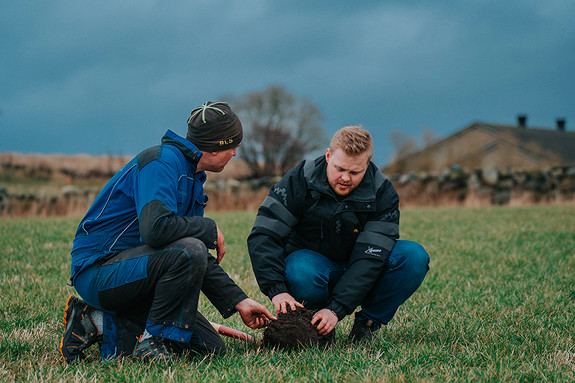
top-left (70, 130), bottom-right (247, 317)
top-left (247, 155), bottom-right (400, 320)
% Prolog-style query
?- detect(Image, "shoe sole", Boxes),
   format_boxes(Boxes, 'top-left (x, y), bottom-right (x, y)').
top-left (60, 295), bottom-right (85, 364)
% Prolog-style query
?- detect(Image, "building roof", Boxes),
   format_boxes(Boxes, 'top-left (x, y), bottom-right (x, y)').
top-left (384, 120), bottom-right (575, 173)
top-left (465, 122), bottom-right (575, 164)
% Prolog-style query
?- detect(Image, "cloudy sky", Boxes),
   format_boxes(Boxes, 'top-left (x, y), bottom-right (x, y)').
top-left (1, 1), bottom-right (573, 166)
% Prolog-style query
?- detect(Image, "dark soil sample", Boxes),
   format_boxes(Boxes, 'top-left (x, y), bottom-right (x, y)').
top-left (262, 306), bottom-right (319, 349)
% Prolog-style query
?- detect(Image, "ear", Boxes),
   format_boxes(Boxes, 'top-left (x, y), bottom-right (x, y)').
top-left (325, 148), bottom-right (331, 163)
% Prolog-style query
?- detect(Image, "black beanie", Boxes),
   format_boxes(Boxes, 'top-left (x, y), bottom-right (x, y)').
top-left (186, 101), bottom-right (243, 152)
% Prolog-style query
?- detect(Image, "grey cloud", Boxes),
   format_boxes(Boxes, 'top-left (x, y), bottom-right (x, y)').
top-left (1, 1), bottom-right (573, 165)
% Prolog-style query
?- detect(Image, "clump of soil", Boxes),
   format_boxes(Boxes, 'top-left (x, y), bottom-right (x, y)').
top-left (262, 307), bottom-right (318, 349)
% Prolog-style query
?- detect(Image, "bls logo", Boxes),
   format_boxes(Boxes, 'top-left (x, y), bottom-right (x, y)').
top-left (219, 138), bottom-right (233, 146)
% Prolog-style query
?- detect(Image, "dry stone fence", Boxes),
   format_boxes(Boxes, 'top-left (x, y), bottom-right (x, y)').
top-left (389, 166), bottom-right (575, 207)
top-left (2, 152), bottom-right (574, 216)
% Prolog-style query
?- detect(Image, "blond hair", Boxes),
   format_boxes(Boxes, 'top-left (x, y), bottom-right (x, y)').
top-left (329, 126), bottom-right (373, 160)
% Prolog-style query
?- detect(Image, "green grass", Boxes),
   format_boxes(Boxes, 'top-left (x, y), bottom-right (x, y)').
top-left (1, 206), bottom-right (575, 382)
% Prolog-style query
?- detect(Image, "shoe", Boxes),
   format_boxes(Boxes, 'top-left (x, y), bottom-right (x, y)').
top-left (348, 316), bottom-right (376, 344)
top-left (133, 336), bottom-right (175, 362)
top-left (60, 295), bottom-right (102, 363)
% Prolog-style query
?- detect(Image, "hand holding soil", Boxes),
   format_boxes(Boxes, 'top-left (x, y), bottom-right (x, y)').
top-left (311, 308), bottom-right (338, 335)
top-left (271, 292), bottom-right (304, 314)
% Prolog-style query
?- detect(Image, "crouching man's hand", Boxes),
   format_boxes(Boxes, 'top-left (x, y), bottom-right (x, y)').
top-left (271, 292), bottom-right (304, 314)
top-left (235, 298), bottom-right (277, 329)
top-left (311, 308), bottom-right (339, 335)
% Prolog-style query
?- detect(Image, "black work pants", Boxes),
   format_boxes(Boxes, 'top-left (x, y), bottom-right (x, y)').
top-left (74, 237), bottom-right (225, 359)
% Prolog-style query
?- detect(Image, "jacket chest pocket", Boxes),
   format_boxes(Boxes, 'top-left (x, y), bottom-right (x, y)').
top-left (334, 211), bottom-right (362, 240)
top-left (192, 194), bottom-right (208, 216)
top-left (176, 176), bottom-right (205, 215)
top-left (177, 176), bottom-right (193, 206)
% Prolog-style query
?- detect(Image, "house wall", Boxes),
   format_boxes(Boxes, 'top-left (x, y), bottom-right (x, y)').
top-left (390, 128), bottom-right (498, 173)
top-left (386, 126), bottom-right (560, 174)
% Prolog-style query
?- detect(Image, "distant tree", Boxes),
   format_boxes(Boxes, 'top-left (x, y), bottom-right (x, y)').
top-left (226, 86), bottom-right (327, 178)
top-left (388, 130), bottom-right (419, 174)
top-left (386, 127), bottom-right (438, 173)
top-left (421, 127), bottom-right (438, 147)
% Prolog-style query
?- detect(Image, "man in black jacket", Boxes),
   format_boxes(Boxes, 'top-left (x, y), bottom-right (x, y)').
top-left (248, 126), bottom-right (429, 343)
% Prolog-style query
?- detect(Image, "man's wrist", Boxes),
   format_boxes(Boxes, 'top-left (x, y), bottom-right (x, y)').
top-left (325, 301), bottom-right (346, 321)
top-left (234, 297), bottom-right (249, 309)
top-left (266, 284), bottom-right (289, 300)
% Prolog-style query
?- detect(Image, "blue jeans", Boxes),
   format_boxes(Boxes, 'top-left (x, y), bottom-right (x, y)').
top-left (285, 240), bottom-right (429, 328)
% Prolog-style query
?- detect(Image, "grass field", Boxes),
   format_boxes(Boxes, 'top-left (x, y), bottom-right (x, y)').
top-left (1, 205), bottom-right (574, 382)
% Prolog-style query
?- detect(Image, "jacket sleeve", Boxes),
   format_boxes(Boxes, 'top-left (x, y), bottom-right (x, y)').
top-left (134, 152), bottom-right (217, 249)
top-left (326, 178), bottom-right (400, 320)
top-left (247, 162), bottom-right (307, 299)
top-left (201, 254), bottom-right (249, 318)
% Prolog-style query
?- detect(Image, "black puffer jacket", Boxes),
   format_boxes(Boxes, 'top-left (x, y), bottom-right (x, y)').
top-left (247, 155), bottom-right (400, 320)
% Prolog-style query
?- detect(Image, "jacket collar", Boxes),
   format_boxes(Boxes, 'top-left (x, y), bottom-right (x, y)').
top-left (308, 156), bottom-right (378, 202)
top-left (161, 130), bottom-right (203, 165)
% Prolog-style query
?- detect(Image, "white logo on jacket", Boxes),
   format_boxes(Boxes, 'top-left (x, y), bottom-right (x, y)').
top-left (365, 246), bottom-right (382, 256)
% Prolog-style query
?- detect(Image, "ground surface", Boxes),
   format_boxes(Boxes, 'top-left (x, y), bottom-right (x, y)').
top-left (1, 206), bottom-right (575, 382)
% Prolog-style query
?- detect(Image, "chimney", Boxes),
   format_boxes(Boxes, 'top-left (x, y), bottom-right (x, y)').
top-left (556, 118), bottom-right (566, 132)
top-left (517, 114), bottom-right (527, 128)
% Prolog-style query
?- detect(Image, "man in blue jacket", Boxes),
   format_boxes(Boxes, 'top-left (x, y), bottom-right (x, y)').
top-left (61, 101), bottom-right (275, 363)
top-left (248, 126), bottom-right (429, 344)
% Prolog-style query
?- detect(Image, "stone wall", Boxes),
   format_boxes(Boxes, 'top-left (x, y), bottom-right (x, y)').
top-left (389, 166), bottom-right (575, 207)
top-left (2, 160), bottom-right (574, 216)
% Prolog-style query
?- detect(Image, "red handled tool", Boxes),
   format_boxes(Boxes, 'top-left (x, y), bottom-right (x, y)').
top-left (209, 321), bottom-right (260, 345)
